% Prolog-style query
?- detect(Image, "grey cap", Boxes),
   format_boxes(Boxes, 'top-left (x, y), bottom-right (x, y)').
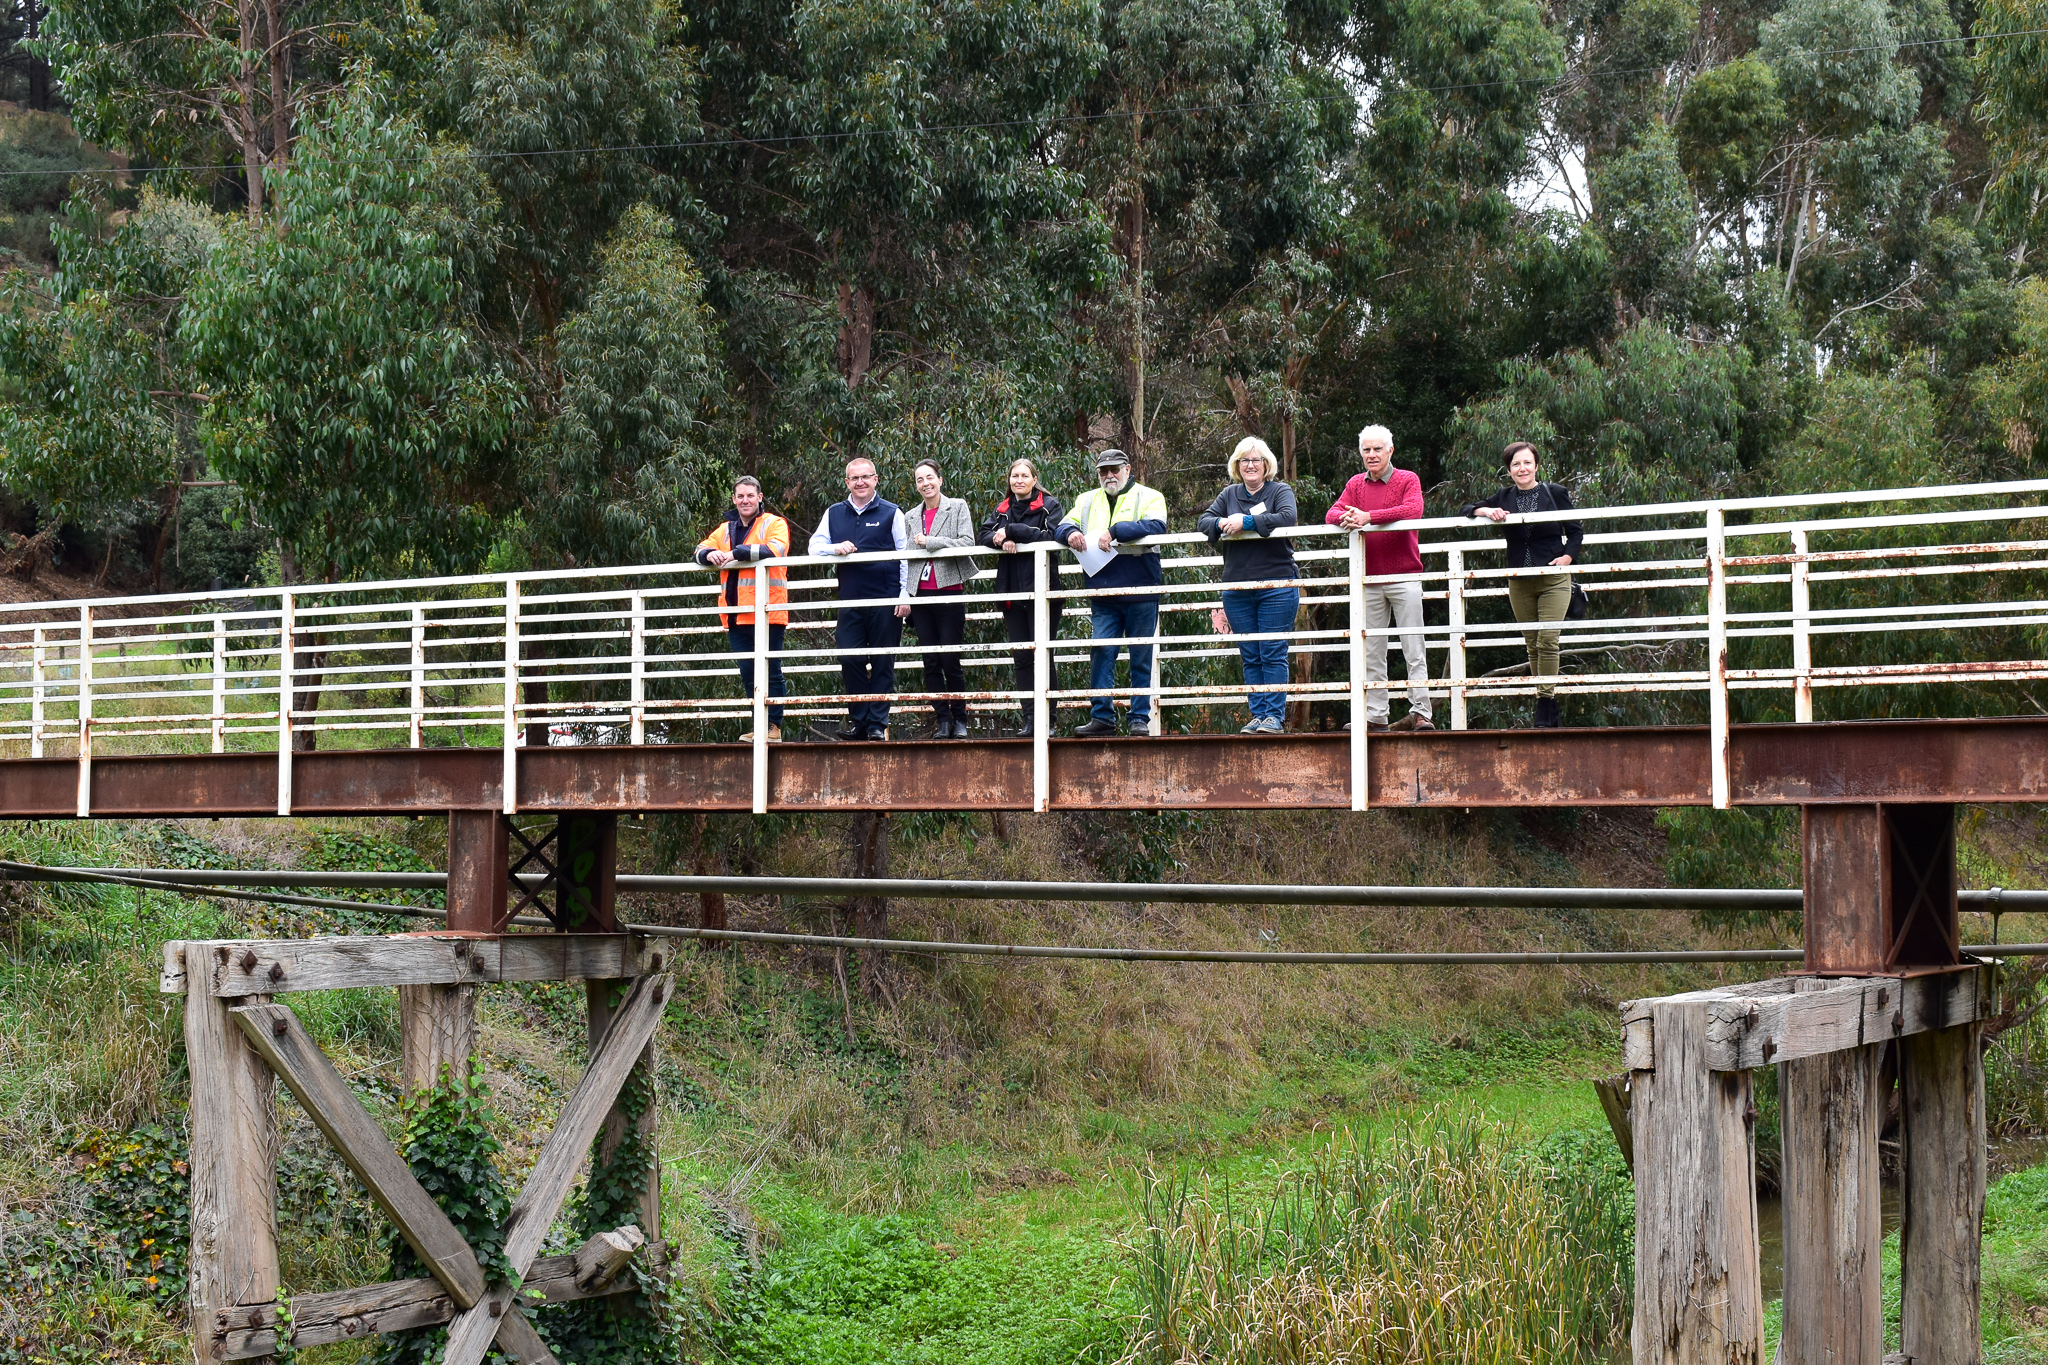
top-left (1094, 448), bottom-right (1131, 469)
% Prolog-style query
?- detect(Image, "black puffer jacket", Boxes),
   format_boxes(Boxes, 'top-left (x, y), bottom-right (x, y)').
top-left (977, 488), bottom-right (1068, 605)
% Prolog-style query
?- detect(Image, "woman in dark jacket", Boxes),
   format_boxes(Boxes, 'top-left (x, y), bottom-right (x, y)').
top-left (977, 458), bottom-right (1066, 737)
top-left (1461, 441), bottom-right (1584, 728)
top-left (1198, 436), bottom-right (1300, 734)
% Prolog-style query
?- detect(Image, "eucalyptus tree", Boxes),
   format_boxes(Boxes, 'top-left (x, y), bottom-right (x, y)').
top-left (685, 0), bottom-right (1109, 516)
top-left (42, 0), bottom-right (367, 210)
top-left (1061, 0), bottom-right (1331, 476)
top-left (180, 92), bottom-right (521, 582)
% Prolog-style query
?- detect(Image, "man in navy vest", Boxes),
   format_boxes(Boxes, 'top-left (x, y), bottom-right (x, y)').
top-left (809, 457), bottom-right (912, 739)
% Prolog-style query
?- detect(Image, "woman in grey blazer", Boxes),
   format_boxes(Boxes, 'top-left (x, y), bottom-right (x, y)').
top-left (907, 459), bottom-right (978, 737)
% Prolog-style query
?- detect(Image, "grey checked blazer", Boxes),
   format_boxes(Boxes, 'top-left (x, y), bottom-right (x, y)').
top-left (909, 496), bottom-right (978, 591)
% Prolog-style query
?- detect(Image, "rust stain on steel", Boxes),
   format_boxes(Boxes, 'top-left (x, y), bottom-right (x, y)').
top-left (4, 718), bottom-right (2046, 817)
top-left (1730, 718), bottom-right (2048, 803)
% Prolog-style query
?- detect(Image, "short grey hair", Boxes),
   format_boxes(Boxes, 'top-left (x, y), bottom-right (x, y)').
top-left (1357, 424), bottom-right (1394, 449)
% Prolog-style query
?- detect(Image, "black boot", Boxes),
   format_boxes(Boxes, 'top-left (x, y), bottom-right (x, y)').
top-left (1011, 712), bottom-right (1033, 738)
top-left (1534, 696), bottom-right (1561, 728)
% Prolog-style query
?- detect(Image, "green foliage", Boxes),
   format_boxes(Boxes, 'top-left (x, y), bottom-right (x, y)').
top-left (1120, 1118), bottom-right (1630, 1364)
top-left (372, 1062), bottom-right (517, 1365)
top-left (1593, 120), bottom-right (1698, 315)
top-left (527, 204), bottom-right (723, 571)
top-left (1655, 806), bottom-right (1801, 930)
top-left (75, 1120), bottom-right (189, 1308)
top-left (538, 1066), bottom-right (698, 1362)
top-left (1676, 57), bottom-right (1787, 214)
top-left (0, 184), bottom-right (213, 532)
top-left (1445, 322), bottom-right (1750, 506)
top-left (181, 87), bottom-right (522, 580)
top-left (709, 1212), bottom-right (1123, 1365)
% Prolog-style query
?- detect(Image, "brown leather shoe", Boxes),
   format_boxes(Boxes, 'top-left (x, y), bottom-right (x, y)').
top-left (1388, 713), bottom-right (1434, 732)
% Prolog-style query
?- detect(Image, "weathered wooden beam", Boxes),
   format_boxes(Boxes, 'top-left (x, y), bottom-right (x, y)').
top-left (589, 978), bottom-right (661, 1235)
top-left (440, 973), bottom-right (675, 1365)
top-left (1899, 1022), bottom-right (1985, 1364)
top-left (1630, 995), bottom-right (1764, 1364)
top-left (162, 933), bottom-right (669, 996)
top-left (1621, 967), bottom-right (1992, 1072)
top-left (1779, 1044), bottom-right (1885, 1365)
top-left (184, 957), bottom-right (280, 1365)
top-left (230, 1003), bottom-right (485, 1310)
top-left (572, 1223), bottom-right (645, 1294)
top-left (400, 983), bottom-right (479, 1093)
top-left (492, 1307), bottom-right (561, 1365)
top-left (207, 1236), bottom-right (666, 1359)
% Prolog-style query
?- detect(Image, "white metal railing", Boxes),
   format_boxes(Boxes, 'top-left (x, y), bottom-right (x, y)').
top-left (3, 477), bottom-right (2047, 817)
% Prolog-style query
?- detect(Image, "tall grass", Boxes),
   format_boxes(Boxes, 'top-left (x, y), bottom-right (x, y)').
top-left (1118, 1117), bottom-right (1630, 1365)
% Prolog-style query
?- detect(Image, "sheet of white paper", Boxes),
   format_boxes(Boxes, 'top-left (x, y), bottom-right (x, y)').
top-left (1076, 542), bottom-right (1117, 577)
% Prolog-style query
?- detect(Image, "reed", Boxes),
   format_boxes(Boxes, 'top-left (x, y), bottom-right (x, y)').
top-left (1118, 1115), bottom-right (1630, 1365)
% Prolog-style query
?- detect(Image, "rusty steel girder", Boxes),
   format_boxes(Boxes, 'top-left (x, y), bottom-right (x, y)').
top-left (2, 719), bottom-right (2045, 818)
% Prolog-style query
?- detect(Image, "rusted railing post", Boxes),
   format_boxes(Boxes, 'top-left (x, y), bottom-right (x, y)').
top-left (1446, 548), bottom-right (1468, 731)
top-left (409, 606), bottom-right (426, 749)
top-left (29, 623), bottom-right (44, 758)
top-left (1791, 527), bottom-right (1813, 723)
top-left (751, 567), bottom-right (769, 814)
top-left (213, 615), bottom-right (228, 754)
top-left (1705, 508), bottom-right (1729, 809)
top-left (501, 580), bottom-right (520, 817)
top-left (275, 593), bottom-right (293, 816)
top-left (1032, 547), bottom-right (1050, 812)
top-left (1348, 531), bottom-right (1367, 812)
top-left (630, 591), bottom-right (648, 748)
top-left (76, 605), bottom-right (92, 818)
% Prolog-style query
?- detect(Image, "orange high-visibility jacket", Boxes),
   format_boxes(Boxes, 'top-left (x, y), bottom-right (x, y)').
top-left (695, 510), bottom-right (790, 626)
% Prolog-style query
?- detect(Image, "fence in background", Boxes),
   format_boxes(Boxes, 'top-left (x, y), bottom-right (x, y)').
top-left (4, 477), bottom-right (2048, 816)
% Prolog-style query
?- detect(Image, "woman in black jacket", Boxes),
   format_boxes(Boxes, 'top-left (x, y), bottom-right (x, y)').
top-left (1461, 442), bottom-right (1584, 728)
top-left (977, 458), bottom-right (1067, 737)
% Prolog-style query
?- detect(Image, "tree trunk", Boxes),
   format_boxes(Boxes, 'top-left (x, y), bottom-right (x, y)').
top-left (265, 0), bottom-right (293, 168)
top-left (1127, 186), bottom-right (1146, 477)
top-left (694, 813), bottom-right (727, 948)
top-left (847, 811), bottom-right (890, 998)
top-left (836, 282), bottom-right (875, 390)
top-left (23, 0), bottom-right (49, 111)
top-left (236, 0), bottom-right (265, 214)
top-left (149, 480), bottom-right (184, 593)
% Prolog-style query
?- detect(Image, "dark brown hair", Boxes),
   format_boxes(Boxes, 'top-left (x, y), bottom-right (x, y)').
top-left (1502, 441), bottom-right (1539, 464)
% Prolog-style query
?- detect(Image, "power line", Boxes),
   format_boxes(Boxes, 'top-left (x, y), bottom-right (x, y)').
top-left (15, 24), bottom-right (2044, 182)
top-left (6, 860), bottom-right (2044, 965)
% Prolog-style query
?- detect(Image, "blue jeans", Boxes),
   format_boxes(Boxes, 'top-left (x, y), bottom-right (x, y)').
top-left (1222, 586), bottom-right (1298, 723)
top-left (836, 606), bottom-right (902, 730)
top-left (1088, 599), bottom-right (1159, 729)
top-left (728, 623), bottom-right (786, 725)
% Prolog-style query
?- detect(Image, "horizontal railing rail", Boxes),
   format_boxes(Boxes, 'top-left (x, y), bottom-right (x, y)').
top-left (3, 477), bottom-right (2046, 815)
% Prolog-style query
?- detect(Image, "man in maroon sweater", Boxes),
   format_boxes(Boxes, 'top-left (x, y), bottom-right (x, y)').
top-left (1325, 424), bottom-right (1434, 730)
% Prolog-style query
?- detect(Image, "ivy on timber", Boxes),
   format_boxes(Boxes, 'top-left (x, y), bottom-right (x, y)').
top-left (371, 1060), bottom-right (519, 1365)
top-left (534, 1016), bottom-right (697, 1361)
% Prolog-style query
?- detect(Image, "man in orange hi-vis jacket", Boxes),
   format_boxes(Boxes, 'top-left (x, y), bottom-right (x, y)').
top-left (696, 476), bottom-right (791, 741)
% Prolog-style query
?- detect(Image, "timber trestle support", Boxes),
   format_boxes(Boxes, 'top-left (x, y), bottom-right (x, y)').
top-left (1625, 802), bottom-right (1992, 1365)
top-left (165, 810), bottom-right (660, 1365)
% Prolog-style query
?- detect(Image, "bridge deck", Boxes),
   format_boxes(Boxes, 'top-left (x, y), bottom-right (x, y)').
top-left (3, 718), bottom-right (2039, 817)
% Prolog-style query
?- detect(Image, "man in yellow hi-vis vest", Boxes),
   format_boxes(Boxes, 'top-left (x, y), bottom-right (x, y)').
top-left (1056, 449), bottom-right (1169, 737)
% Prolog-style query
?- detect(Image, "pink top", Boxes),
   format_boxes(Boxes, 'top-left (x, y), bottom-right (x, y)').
top-left (1325, 469), bottom-right (1425, 577)
top-left (919, 506), bottom-right (960, 592)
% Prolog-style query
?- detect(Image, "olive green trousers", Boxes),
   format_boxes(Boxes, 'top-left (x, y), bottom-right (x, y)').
top-left (1506, 572), bottom-right (1572, 698)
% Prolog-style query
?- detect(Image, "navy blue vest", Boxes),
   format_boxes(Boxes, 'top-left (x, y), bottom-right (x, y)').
top-left (827, 497), bottom-right (901, 602)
